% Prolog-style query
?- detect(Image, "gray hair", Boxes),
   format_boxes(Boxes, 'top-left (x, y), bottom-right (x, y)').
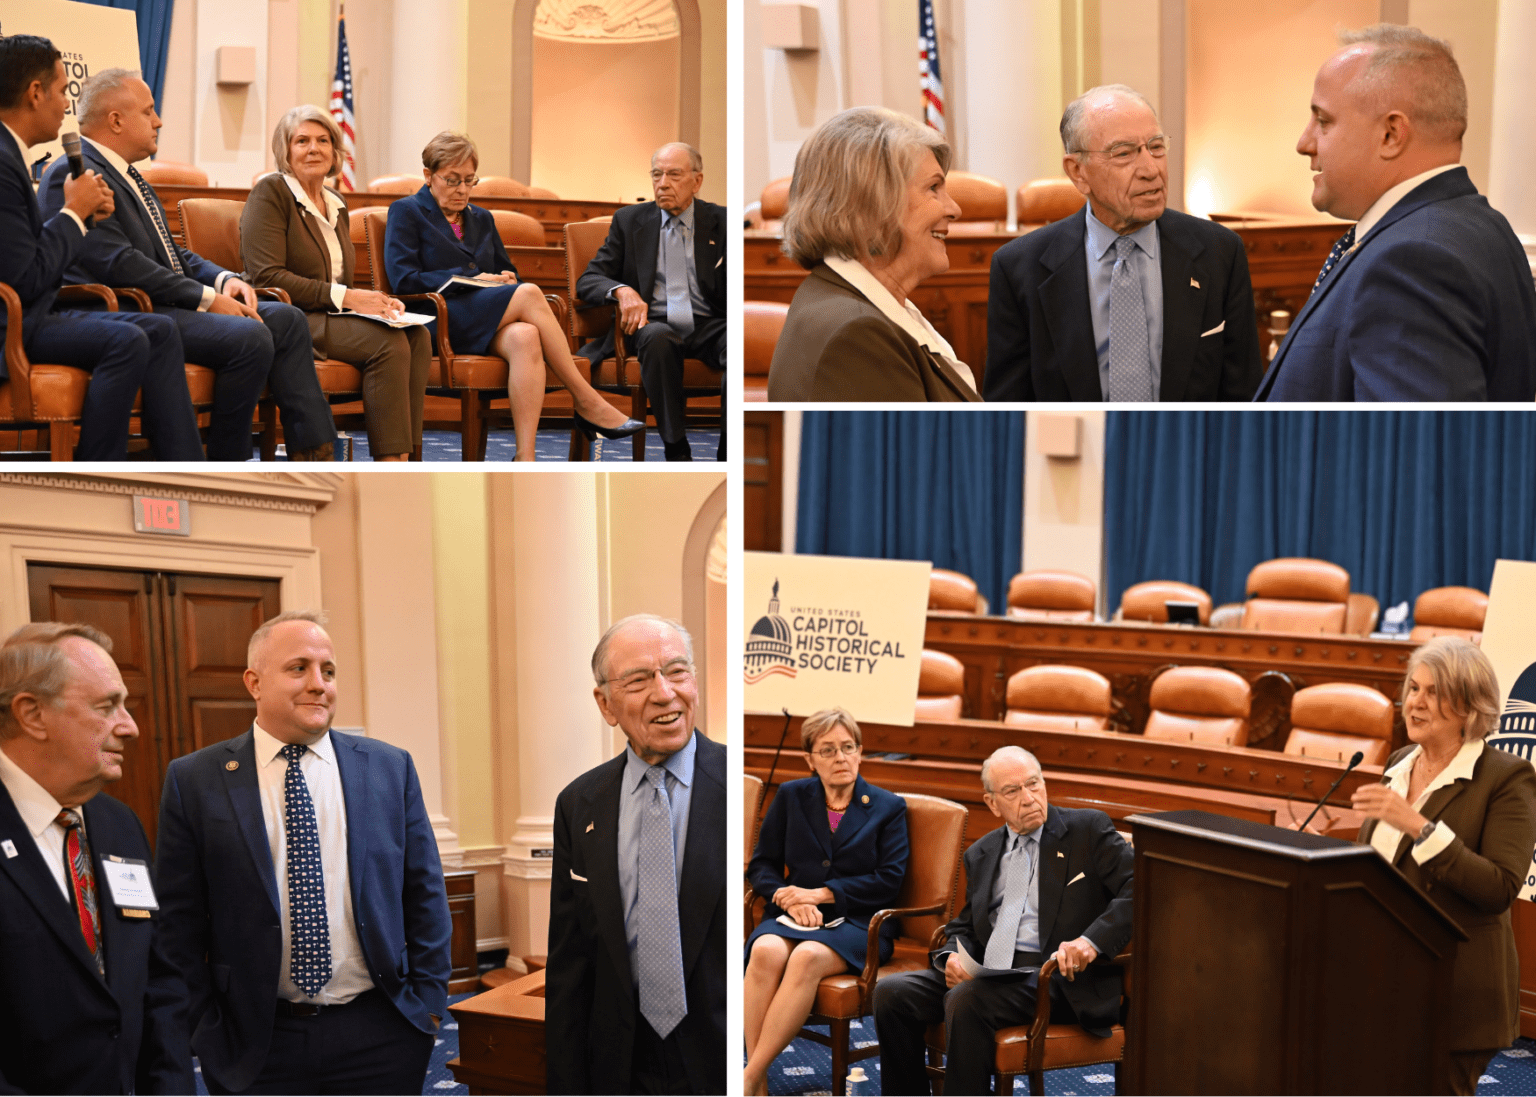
top-left (0, 622), bottom-right (113, 738)
top-left (591, 614), bottom-right (695, 689)
top-left (980, 745), bottom-right (1041, 794)
top-left (271, 104), bottom-right (346, 178)
top-left (801, 707), bottom-right (861, 752)
top-left (76, 67), bottom-right (142, 129)
top-left (1337, 24), bottom-right (1467, 143)
top-left (780, 106), bottom-right (951, 270)
top-left (1402, 635), bottom-right (1499, 741)
top-left (247, 609), bottom-right (329, 668)
top-left (652, 142), bottom-right (703, 173)
top-left (1060, 84), bottom-right (1159, 156)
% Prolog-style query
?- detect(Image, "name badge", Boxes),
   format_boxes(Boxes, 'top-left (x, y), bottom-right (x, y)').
top-left (101, 855), bottom-right (159, 911)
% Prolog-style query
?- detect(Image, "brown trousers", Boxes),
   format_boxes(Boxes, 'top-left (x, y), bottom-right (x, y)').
top-left (1450, 1049), bottom-right (1498, 1095)
top-left (309, 313), bottom-right (431, 458)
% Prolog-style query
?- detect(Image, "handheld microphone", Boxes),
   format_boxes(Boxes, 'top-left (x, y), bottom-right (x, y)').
top-left (60, 131), bottom-right (93, 228)
top-left (1298, 750), bottom-right (1365, 834)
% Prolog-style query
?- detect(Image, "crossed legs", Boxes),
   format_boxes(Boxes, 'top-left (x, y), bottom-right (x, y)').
top-left (743, 936), bottom-right (847, 1097)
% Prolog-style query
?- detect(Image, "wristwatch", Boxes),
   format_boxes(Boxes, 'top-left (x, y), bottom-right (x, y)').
top-left (1415, 821), bottom-right (1436, 844)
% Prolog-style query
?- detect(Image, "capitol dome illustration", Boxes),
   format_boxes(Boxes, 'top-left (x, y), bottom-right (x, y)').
top-left (1491, 660), bottom-right (1536, 762)
top-left (745, 580), bottom-right (795, 680)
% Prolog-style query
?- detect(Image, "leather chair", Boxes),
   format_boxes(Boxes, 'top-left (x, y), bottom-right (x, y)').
top-left (1240, 558), bottom-right (1351, 634)
top-left (179, 197), bottom-right (364, 460)
top-left (363, 207), bottom-right (587, 461)
top-left (1210, 602), bottom-right (1245, 630)
top-left (564, 220), bottom-right (721, 460)
top-left (488, 209), bottom-right (545, 247)
top-left (527, 185), bottom-right (560, 200)
top-left (138, 159), bottom-right (208, 187)
top-left (1005, 665), bottom-right (1113, 731)
top-left (1007, 570), bottom-right (1096, 622)
top-left (1118, 580), bottom-right (1211, 625)
top-left (743, 773), bottom-right (764, 869)
top-left (929, 567), bottom-right (987, 614)
top-left (793, 792), bottom-right (967, 1096)
top-left (365, 174), bottom-right (422, 194)
top-left (471, 175), bottom-right (531, 198)
top-left (1283, 682), bottom-right (1395, 766)
top-left (945, 170), bottom-right (1007, 235)
top-left (1410, 586), bottom-right (1489, 644)
top-left (743, 300), bottom-right (788, 402)
top-left (1345, 592), bottom-right (1380, 636)
top-left (916, 649), bottom-right (966, 721)
top-left (1016, 177), bottom-right (1087, 227)
top-left (757, 176), bottom-right (791, 233)
top-left (1143, 666), bottom-right (1251, 746)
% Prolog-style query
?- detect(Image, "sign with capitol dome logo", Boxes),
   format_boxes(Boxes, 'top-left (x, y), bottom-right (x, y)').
top-left (744, 552), bottom-right (931, 726)
top-left (1479, 560), bottom-right (1536, 902)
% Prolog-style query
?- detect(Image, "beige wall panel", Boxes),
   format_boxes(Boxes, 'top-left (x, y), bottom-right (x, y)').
top-left (1022, 411), bottom-right (1106, 615)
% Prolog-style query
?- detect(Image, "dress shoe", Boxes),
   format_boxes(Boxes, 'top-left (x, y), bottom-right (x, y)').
top-left (663, 440), bottom-right (693, 461)
top-left (289, 441), bottom-right (335, 461)
top-left (574, 410), bottom-right (646, 439)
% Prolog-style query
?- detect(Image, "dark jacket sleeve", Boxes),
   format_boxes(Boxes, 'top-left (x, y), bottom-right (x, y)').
top-left (154, 762), bottom-right (217, 1042)
top-left (545, 786), bottom-right (592, 1094)
top-left (984, 249), bottom-right (1034, 400)
top-left (137, 803), bottom-right (197, 1096)
top-left (1, 158), bottom-right (84, 308)
top-left (383, 201), bottom-right (456, 296)
top-left (400, 753), bottom-right (452, 1020)
top-left (931, 843), bottom-right (985, 968)
top-left (1216, 231), bottom-right (1263, 399)
top-left (575, 215), bottom-right (628, 303)
top-left (806, 316), bottom-right (934, 401)
top-left (747, 785), bottom-right (790, 901)
top-left (240, 177), bottom-right (341, 311)
top-left (1420, 757), bottom-right (1536, 916)
top-left (1080, 812), bottom-right (1135, 960)
top-left (822, 798), bottom-right (908, 919)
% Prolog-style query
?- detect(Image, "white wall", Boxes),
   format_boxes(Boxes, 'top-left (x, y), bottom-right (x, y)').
top-left (193, 0), bottom-right (269, 187)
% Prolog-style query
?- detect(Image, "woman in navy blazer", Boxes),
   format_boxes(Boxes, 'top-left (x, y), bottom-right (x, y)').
top-left (744, 708), bottom-right (909, 1096)
top-left (382, 132), bottom-right (642, 459)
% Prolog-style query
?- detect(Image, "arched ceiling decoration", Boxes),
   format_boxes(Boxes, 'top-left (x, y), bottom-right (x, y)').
top-left (533, 0), bottom-right (680, 43)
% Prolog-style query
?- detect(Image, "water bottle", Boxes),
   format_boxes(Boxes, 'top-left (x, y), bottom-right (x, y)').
top-left (846, 1066), bottom-right (869, 1096)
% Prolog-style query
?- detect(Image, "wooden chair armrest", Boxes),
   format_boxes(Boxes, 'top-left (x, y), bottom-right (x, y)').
top-left (1025, 948), bottom-right (1132, 1075)
top-left (55, 284), bottom-right (118, 311)
top-left (394, 292), bottom-right (451, 360)
top-left (109, 287), bottom-right (154, 312)
top-left (857, 903), bottom-right (944, 993)
top-left (928, 925), bottom-right (950, 951)
top-left (0, 282), bottom-right (33, 420)
top-left (257, 287), bottom-right (292, 305)
top-left (546, 294), bottom-right (567, 331)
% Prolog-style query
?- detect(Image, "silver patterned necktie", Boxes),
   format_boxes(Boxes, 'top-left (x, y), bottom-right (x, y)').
top-left (125, 164), bottom-right (185, 275)
top-left (1311, 227), bottom-right (1356, 295)
top-left (280, 744), bottom-right (332, 997)
top-left (1107, 234), bottom-right (1153, 401)
top-left (983, 832), bottom-right (1036, 969)
top-left (636, 764), bottom-right (688, 1037)
top-left (664, 215), bottom-right (695, 338)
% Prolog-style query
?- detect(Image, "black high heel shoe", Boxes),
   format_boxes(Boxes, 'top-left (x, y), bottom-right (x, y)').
top-left (574, 410), bottom-right (646, 439)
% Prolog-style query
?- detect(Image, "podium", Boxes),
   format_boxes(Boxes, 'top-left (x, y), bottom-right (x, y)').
top-left (1123, 811), bottom-right (1466, 1095)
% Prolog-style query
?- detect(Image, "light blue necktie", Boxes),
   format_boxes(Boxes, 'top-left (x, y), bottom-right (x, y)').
top-left (281, 744), bottom-right (332, 997)
top-left (664, 215), bottom-right (695, 338)
top-left (1107, 234), bottom-right (1154, 401)
top-left (636, 765), bottom-right (687, 1038)
top-left (983, 832), bottom-right (1036, 969)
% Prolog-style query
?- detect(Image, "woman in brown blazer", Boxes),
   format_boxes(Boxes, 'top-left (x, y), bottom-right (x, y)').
top-left (765, 107), bottom-right (981, 403)
top-left (1353, 636), bottom-right (1536, 1094)
top-left (243, 105), bottom-right (430, 461)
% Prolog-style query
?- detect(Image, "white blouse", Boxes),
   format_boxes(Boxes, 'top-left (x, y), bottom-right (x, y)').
top-left (824, 255), bottom-right (978, 392)
top-left (1368, 738), bottom-right (1481, 866)
top-left (281, 173), bottom-right (350, 311)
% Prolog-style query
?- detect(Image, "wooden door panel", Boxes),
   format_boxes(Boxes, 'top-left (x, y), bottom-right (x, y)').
top-left (164, 573), bottom-right (280, 759)
top-left (189, 698), bottom-right (260, 752)
top-left (744, 411), bottom-right (783, 553)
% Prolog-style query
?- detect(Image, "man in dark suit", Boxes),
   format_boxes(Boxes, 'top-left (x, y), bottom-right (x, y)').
top-left (155, 610), bottom-right (452, 1094)
top-left (0, 621), bottom-right (193, 1094)
top-left (547, 615), bottom-right (726, 1094)
top-left (873, 745), bottom-right (1133, 1095)
top-left (40, 69), bottom-right (338, 460)
top-left (576, 144), bottom-right (725, 461)
top-left (1258, 25), bottom-right (1536, 401)
top-left (0, 36), bottom-right (202, 460)
top-left (986, 84), bottom-right (1262, 401)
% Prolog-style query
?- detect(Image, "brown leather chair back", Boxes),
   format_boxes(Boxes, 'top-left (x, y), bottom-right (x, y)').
top-left (744, 301), bottom-right (789, 398)
top-left (893, 793), bottom-right (968, 946)
top-left (366, 174), bottom-right (422, 194)
top-left (945, 171), bottom-right (1007, 222)
top-left (360, 209), bottom-right (388, 293)
top-left (916, 649), bottom-right (965, 722)
top-left (565, 220), bottom-right (615, 345)
top-left (1240, 558), bottom-right (1350, 634)
top-left (1007, 570), bottom-right (1096, 622)
top-left (929, 568), bottom-right (981, 613)
top-left (528, 186), bottom-right (560, 199)
top-left (1410, 586), bottom-right (1489, 644)
top-left (490, 209), bottom-right (546, 247)
top-left (1119, 580), bottom-right (1211, 625)
top-left (139, 159), bottom-right (208, 187)
top-left (472, 175), bottom-right (532, 198)
top-left (1345, 593), bottom-right (1380, 637)
top-left (1283, 682), bottom-right (1394, 765)
top-left (1015, 178), bottom-right (1087, 226)
top-left (760, 176), bottom-right (792, 220)
top-left (1144, 666), bottom-right (1251, 746)
top-left (178, 198), bottom-right (245, 272)
top-left (743, 773), bottom-right (764, 868)
top-left (1004, 664), bottom-right (1112, 730)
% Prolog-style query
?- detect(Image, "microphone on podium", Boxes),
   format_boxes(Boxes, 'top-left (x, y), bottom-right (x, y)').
top-left (60, 131), bottom-right (92, 229)
top-left (1298, 750), bottom-right (1365, 834)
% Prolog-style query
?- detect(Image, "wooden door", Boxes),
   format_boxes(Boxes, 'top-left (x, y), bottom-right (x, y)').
top-left (744, 410), bottom-right (783, 552)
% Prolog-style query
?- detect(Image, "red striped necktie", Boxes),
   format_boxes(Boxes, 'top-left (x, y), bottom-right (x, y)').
top-left (57, 809), bottom-right (104, 976)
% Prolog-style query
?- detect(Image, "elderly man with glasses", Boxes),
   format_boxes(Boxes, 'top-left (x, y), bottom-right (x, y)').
top-left (985, 84), bottom-right (1262, 402)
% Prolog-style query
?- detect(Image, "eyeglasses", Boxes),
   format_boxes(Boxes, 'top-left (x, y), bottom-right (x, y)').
top-left (650, 169), bottom-right (695, 184)
top-left (991, 777), bottom-right (1045, 800)
top-left (812, 742), bottom-right (860, 761)
top-left (1080, 136), bottom-right (1170, 166)
top-left (436, 174), bottom-right (479, 190)
top-left (609, 663), bottom-right (694, 695)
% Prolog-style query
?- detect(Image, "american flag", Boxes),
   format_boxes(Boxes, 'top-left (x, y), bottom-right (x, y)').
top-left (919, 0), bottom-right (945, 134)
top-left (329, 4), bottom-right (357, 190)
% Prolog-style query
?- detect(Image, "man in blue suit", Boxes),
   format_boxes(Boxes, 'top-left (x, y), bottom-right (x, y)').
top-left (155, 610), bottom-right (451, 1094)
top-left (0, 621), bottom-right (193, 1094)
top-left (40, 69), bottom-right (337, 461)
top-left (1259, 24), bottom-right (1536, 401)
top-left (0, 36), bottom-right (203, 460)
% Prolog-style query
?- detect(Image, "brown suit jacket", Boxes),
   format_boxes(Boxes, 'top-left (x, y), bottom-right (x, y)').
top-left (766, 263), bottom-right (981, 402)
top-left (239, 173), bottom-right (358, 351)
top-left (1357, 742), bottom-right (1536, 1050)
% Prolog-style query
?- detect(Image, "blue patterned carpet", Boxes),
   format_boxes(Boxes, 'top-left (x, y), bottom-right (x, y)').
top-left (243, 425), bottom-right (721, 462)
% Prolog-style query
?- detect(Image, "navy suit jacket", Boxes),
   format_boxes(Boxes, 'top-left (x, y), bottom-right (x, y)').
top-left (935, 806), bottom-right (1134, 1034)
top-left (0, 126), bottom-right (90, 366)
top-left (0, 785), bottom-right (193, 1094)
top-left (985, 205), bottom-right (1263, 401)
top-left (573, 199), bottom-right (726, 363)
top-left (38, 137), bottom-right (228, 309)
top-left (1258, 167), bottom-right (1536, 401)
top-left (154, 728), bottom-right (452, 1091)
top-left (747, 775), bottom-right (907, 932)
top-left (546, 731), bottom-right (726, 1095)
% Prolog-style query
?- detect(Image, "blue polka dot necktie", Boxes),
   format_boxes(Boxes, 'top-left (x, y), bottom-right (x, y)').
top-left (1107, 235), bottom-right (1154, 401)
top-left (1311, 227), bottom-right (1356, 295)
top-left (125, 164), bottom-right (185, 275)
top-left (636, 765), bottom-right (687, 1038)
top-left (280, 744), bottom-right (331, 997)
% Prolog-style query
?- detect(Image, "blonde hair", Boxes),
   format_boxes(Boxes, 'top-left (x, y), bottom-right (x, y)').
top-left (780, 106), bottom-right (951, 270)
top-left (800, 707), bottom-right (861, 752)
top-left (1338, 24), bottom-right (1468, 143)
top-left (0, 622), bottom-right (113, 737)
top-left (271, 105), bottom-right (346, 178)
top-left (1402, 635), bottom-right (1499, 741)
top-left (422, 131), bottom-right (479, 175)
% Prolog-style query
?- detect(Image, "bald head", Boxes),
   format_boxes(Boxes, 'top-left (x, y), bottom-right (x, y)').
top-left (1333, 25), bottom-right (1467, 145)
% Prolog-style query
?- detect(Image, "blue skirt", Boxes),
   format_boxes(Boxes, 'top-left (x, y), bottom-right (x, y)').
top-left (427, 283), bottom-right (518, 357)
top-left (744, 910), bottom-right (896, 973)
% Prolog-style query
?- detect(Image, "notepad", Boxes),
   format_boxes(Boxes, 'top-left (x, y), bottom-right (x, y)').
top-left (435, 274), bottom-right (510, 292)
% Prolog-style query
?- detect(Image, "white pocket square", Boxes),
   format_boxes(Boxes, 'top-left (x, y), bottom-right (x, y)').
top-left (714, 256), bottom-right (723, 268)
top-left (1200, 321), bottom-right (1225, 337)
top-left (1068, 871), bottom-right (1085, 885)
top-left (570, 870), bottom-right (588, 882)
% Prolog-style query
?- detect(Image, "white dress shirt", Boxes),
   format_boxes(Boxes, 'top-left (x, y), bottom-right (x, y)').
top-left (280, 173), bottom-right (350, 311)
top-left (5, 122), bottom-right (85, 234)
top-left (1368, 737), bottom-right (1481, 865)
top-left (251, 721), bottom-right (373, 1004)
top-left (0, 744), bottom-right (77, 902)
top-left (824, 254), bottom-right (978, 391)
top-left (1352, 163), bottom-right (1462, 244)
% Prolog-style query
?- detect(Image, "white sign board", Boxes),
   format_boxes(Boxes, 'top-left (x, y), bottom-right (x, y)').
top-left (743, 552), bottom-right (931, 727)
top-left (1478, 558), bottom-right (1536, 901)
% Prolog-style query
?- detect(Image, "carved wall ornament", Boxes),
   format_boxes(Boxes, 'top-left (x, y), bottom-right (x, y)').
top-left (534, 0), bottom-right (680, 42)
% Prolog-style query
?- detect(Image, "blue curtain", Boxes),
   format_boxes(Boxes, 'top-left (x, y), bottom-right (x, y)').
top-left (1103, 410), bottom-right (1536, 619)
top-left (77, 0), bottom-right (177, 114)
top-left (796, 411), bottom-right (1025, 611)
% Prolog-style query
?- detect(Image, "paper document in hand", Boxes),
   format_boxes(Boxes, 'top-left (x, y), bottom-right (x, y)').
top-left (775, 915), bottom-right (846, 930)
top-left (341, 309), bottom-right (433, 329)
top-left (435, 274), bottom-right (509, 292)
top-left (955, 938), bottom-right (1035, 978)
